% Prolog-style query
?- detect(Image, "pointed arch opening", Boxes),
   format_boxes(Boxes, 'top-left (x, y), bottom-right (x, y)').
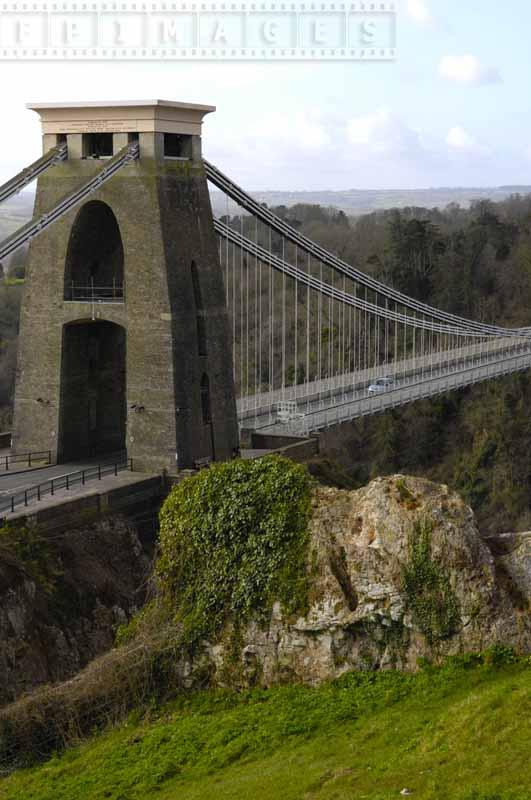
top-left (64, 201), bottom-right (124, 302)
top-left (58, 320), bottom-right (126, 461)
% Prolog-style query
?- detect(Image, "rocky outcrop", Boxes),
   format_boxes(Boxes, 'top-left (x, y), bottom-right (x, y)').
top-left (0, 515), bottom-right (153, 706)
top-left (209, 476), bottom-right (531, 685)
top-left (2, 475), bottom-right (530, 704)
top-left (484, 531), bottom-right (531, 607)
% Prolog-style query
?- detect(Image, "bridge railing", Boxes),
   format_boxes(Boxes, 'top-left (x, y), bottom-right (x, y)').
top-left (64, 283), bottom-right (125, 303)
top-left (1, 450), bottom-right (52, 471)
top-left (238, 335), bottom-right (530, 425)
top-left (262, 349), bottom-right (531, 436)
top-left (0, 456), bottom-right (133, 517)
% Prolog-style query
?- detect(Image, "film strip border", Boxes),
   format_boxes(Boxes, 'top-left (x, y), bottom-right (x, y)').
top-left (0, 1), bottom-right (397, 60)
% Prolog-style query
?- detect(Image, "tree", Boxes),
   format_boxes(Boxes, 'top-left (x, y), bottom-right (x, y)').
top-left (385, 212), bottom-right (446, 301)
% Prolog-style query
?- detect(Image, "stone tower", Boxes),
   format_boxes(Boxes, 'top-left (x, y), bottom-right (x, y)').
top-left (12, 100), bottom-right (239, 472)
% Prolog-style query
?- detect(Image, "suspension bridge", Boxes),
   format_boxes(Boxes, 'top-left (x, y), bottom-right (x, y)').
top-left (206, 160), bottom-right (531, 436)
top-left (0, 99), bottom-right (530, 493)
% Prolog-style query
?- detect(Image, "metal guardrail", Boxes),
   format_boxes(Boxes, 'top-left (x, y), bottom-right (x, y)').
top-left (64, 283), bottom-right (125, 303)
top-left (0, 457), bottom-right (133, 516)
top-left (255, 349), bottom-right (531, 436)
top-left (1, 450), bottom-right (52, 471)
top-left (237, 339), bottom-right (528, 422)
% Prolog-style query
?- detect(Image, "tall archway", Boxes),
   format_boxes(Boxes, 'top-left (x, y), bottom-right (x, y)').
top-left (58, 320), bottom-right (126, 462)
top-left (64, 201), bottom-right (124, 300)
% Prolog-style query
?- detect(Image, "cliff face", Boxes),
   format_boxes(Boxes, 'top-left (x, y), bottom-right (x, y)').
top-left (2, 475), bottom-right (530, 705)
top-left (209, 476), bottom-right (531, 685)
top-left (0, 516), bottom-right (152, 706)
top-left (485, 531), bottom-right (531, 607)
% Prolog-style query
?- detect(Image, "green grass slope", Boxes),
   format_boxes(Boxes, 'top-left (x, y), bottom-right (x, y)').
top-left (1, 651), bottom-right (530, 800)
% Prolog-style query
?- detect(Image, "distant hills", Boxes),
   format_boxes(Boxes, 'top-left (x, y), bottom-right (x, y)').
top-left (210, 185), bottom-right (531, 217)
top-left (2, 184), bottom-right (531, 247)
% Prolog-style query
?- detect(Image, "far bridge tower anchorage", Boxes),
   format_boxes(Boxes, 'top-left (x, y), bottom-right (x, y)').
top-left (12, 100), bottom-right (239, 472)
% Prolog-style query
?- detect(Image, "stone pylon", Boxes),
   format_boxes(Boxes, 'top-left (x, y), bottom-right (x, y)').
top-left (12, 100), bottom-right (239, 472)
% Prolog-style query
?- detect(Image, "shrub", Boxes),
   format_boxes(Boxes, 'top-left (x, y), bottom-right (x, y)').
top-left (0, 456), bottom-right (314, 771)
top-left (0, 636), bottom-right (183, 771)
top-left (157, 455), bottom-right (313, 648)
top-left (0, 523), bottom-right (62, 594)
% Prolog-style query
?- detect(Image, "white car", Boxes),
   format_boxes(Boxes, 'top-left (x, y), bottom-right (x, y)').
top-left (368, 376), bottom-right (395, 395)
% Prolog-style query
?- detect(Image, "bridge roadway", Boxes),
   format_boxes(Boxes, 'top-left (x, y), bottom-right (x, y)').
top-left (237, 335), bottom-right (527, 420)
top-left (0, 455), bottom-right (132, 516)
top-left (238, 337), bottom-right (531, 435)
top-left (1, 342), bottom-right (529, 508)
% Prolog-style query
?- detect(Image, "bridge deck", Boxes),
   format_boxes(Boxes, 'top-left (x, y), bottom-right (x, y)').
top-left (0, 456), bottom-right (134, 517)
top-left (238, 336), bottom-right (526, 422)
top-left (1, 469), bottom-right (160, 522)
top-left (249, 346), bottom-right (531, 436)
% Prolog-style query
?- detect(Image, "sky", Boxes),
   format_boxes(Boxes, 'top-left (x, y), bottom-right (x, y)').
top-left (1, 0), bottom-right (531, 191)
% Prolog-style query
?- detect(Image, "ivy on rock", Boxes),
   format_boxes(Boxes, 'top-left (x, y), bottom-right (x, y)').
top-left (402, 518), bottom-right (461, 644)
top-left (157, 455), bottom-right (313, 649)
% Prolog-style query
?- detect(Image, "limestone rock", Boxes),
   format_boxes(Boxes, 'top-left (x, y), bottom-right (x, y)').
top-left (210, 475), bottom-right (531, 686)
top-left (483, 531), bottom-right (531, 606)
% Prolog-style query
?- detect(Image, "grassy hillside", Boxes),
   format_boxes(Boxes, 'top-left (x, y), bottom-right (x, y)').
top-left (1, 651), bottom-right (529, 800)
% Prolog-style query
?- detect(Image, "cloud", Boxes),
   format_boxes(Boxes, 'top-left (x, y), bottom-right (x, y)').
top-left (346, 108), bottom-right (424, 159)
top-left (345, 112), bottom-right (492, 165)
top-left (205, 109), bottom-right (333, 189)
top-left (438, 54), bottom-right (501, 86)
top-left (446, 126), bottom-right (491, 157)
top-left (280, 113), bottom-right (330, 152)
top-left (406, 0), bottom-right (434, 26)
top-left (230, 110), bottom-right (331, 154)
top-left (211, 110), bottom-right (498, 190)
